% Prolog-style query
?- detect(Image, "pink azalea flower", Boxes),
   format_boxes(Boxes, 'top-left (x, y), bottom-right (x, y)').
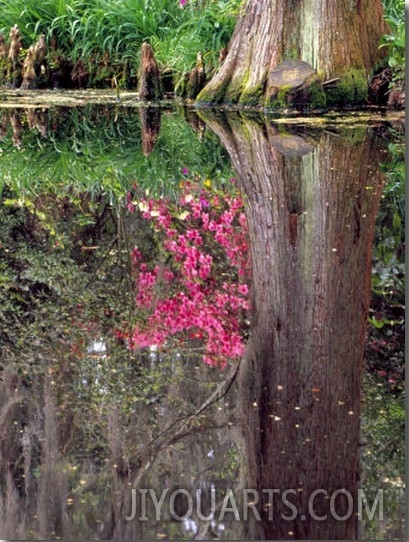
top-left (126, 178), bottom-right (250, 366)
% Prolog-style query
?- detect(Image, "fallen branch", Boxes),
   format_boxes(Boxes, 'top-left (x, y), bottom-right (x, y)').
top-left (322, 77), bottom-right (340, 86)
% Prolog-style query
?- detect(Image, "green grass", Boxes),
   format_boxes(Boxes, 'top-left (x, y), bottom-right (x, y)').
top-left (0, 0), bottom-right (241, 87)
top-left (0, 0), bottom-right (401, 91)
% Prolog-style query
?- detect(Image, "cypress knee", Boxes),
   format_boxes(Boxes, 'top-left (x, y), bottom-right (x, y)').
top-left (7, 24), bottom-right (22, 86)
top-left (138, 42), bottom-right (163, 101)
top-left (20, 45), bottom-right (37, 89)
top-left (186, 52), bottom-right (206, 99)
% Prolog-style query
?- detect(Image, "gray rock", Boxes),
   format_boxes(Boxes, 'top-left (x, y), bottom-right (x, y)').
top-left (269, 60), bottom-right (316, 89)
top-left (269, 135), bottom-right (314, 157)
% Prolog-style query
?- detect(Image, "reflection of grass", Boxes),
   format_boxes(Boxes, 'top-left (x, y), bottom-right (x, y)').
top-left (362, 127), bottom-right (405, 539)
top-left (361, 374), bottom-right (405, 540)
top-left (0, 105), bottom-right (234, 200)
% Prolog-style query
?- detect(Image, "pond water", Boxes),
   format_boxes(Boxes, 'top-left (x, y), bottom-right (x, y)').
top-left (0, 99), bottom-right (404, 540)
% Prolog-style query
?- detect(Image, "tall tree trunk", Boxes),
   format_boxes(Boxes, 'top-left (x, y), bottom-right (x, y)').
top-left (196, 0), bottom-right (387, 106)
top-left (202, 112), bottom-right (386, 539)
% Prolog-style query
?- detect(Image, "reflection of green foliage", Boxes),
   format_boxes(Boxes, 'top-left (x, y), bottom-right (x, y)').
top-left (0, 109), bottom-right (405, 539)
top-left (0, 105), bottom-right (234, 200)
top-left (371, 129), bottom-right (404, 325)
top-left (216, 445), bottom-right (239, 481)
top-left (362, 125), bottom-right (404, 539)
top-left (361, 374), bottom-right (405, 540)
top-left (0, 183), bottom-right (239, 539)
top-left (0, 192), bottom-right (133, 360)
top-left (0, 187), bottom-right (225, 460)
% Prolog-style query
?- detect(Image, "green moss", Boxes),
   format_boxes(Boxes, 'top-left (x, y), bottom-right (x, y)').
top-left (263, 77), bottom-right (327, 111)
top-left (197, 66), bottom-right (368, 111)
top-left (284, 49), bottom-right (299, 61)
top-left (277, 85), bottom-right (292, 104)
top-left (308, 80), bottom-right (327, 109)
top-left (335, 126), bottom-right (368, 145)
top-left (195, 78), bottom-right (231, 105)
top-left (275, 85), bottom-right (292, 108)
top-left (196, 68), bottom-right (256, 106)
top-left (238, 84), bottom-right (263, 107)
top-left (226, 68), bottom-right (252, 103)
top-left (325, 68), bottom-right (368, 107)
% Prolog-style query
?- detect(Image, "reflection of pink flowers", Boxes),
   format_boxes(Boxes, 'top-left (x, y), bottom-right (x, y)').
top-left (126, 180), bottom-right (250, 367)
top-left (132, 247), bottom-right (142, 262)
top-left (126, 191), bottom-right (136, 212)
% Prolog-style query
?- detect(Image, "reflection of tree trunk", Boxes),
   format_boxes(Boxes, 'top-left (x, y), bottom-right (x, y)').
top-left (37, 383), bottom-right (68, 539)
top-left (139, 107), bottom-right (161, 156)
top-left (202, 113), bottom-right (385, 540)
top-left (10, 110), bottom-right (23, 148)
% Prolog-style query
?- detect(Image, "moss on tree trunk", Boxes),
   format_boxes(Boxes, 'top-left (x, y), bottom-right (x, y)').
top-left (196, 0), bottom-right (388, 108)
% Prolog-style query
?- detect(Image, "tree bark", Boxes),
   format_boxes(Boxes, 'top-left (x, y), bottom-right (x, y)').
top-left (201, 112), bottom-right (386, 539)
top-left (196, 0), bottom-right (388, 107)
top-left (138, 43), bottom-right (163, 101)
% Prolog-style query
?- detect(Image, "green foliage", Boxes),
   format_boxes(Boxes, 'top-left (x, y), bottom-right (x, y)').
top-left (0, 0), bottom-right (241, 87)
top-left (153, 0), bottom-right (240, 75)
top-left (364, 131), bottom-right (404, 541)
top-left (324, 68), bottom-right (368, 107)
top-left (380, 0), bottom-right (405, 84)
top-left (307, 80), bottom-right (327, 109)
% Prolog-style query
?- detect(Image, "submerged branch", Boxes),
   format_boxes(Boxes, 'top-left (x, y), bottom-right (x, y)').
top-left (131, 359), bottom-right (240, 486)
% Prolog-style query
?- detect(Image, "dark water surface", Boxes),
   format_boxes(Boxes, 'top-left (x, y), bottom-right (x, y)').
top-left (0, 101), bottom-right (404, 540)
